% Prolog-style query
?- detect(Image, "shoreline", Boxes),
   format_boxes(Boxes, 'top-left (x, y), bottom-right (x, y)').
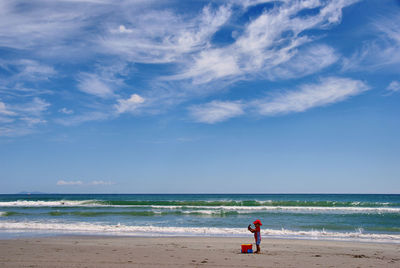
top-left (1, 225), bottom-right (400, 244)
top-left (1, 231), bottom-right (400, 245)
top-left (1, 236), bottom-right (399, 267)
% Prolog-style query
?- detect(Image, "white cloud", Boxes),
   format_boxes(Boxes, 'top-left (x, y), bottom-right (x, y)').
top-left (89, 180), bottom-right (114, 185)
top-left (190, 100), bottom-right (244, 123)
top-left (0, 61), bottom-right (54, 136)
top-left (256, 77), bottom-right (370, 115)
top-left (0, 59), bottom-right (56, 81)
top-left (342, 11), bottom-right (400, 72)
top-left (0, 101), bottom-right (16, 116)
top-left (59, 108), bottom-right (74, 115)
top-left (103, 0), bottom-right (359, 121)
top-left (0, 98), bottom-right (50, 136)
top-left (0, 60), bottom-right (56, 100)
top-left (77, 73), bottom-right (116, 98)
top-left (115, 94), bottom-right (145, 114)
top-left (239, 0), bottom-right (276, 9)
top-left (387, 81), bottom-right (400, 92)
top-left (177, 4), bottom-right (232, 53)
top-left (57, 180), bottom-right (83, 186)
top-left (102, 4), bottom-right (232, 63)
top-left (0, 0), bottom-right (370, 131)
top-left (267, 45), bottom-right (339, 80)
top-left (190, 76), bottom-right (369, 124)
top-left (55, 111), bottom-right (110, 126)
top-left (12, 97), bottom-right (50, 117)
top-left (166, 49), bottom-right (241, 84)
top-left (20, 117), bottom-right (47, 126)
top-left (0, 1), bottom-right (93, 56)
top-left (15, 60), bottom-right (56, 81)
top-left (56, 180), bottom-right (114, 186)
top-left (118, 25), bottom-right (133, 33)
top-left (375, 13), bottom-right (400, 46)
top-left (167, 0), bottom-right (356, 84)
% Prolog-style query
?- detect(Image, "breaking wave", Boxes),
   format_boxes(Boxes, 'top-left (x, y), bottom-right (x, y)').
top-left (1, 221), bottom-right (399, 243)
top-left (1, 200), bottom-right (399, 214)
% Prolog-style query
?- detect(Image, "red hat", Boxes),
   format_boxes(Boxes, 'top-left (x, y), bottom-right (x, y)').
top-left (253, 219), bottom-right (262, 226)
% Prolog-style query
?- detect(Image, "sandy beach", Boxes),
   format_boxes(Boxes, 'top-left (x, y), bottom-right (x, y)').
top-left (0, 236), bottom-right (399, 267)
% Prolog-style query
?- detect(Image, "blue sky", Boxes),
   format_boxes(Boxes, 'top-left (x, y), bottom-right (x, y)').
top-left (0, 0), bottom-right (399, 194)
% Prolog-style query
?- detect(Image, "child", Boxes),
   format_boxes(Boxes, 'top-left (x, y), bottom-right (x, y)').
top-left (248, 219), bottom-right (262, 253)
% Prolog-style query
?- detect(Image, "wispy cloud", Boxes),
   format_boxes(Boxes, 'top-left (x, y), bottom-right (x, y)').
top-left (77, 73), bottom-right (117, 98)
top-left (89, 180), bottom-right (115, 186)
top-left (266, 45), bottom-right (339, 80)
top-left (0, 97), bottom-right (50, 136)
top-left (57, 180), bottom-right (83, 186)
top-left (125, 0), bottom-right (356, 120)
top-left (256, 77), bottom-right (370, 116)
top-left (190, 100), bottom-right (244, 123)
top-left (0, 101), bottom-right (16, 116)
top-left (387, 81), bottom-right (400, 93)
top-left (101, 4), bottom-right (232, 63)
top-left (57, 180), bottom-right (114, 186)
top-left (167, 0), bottom-right (356, 85)
top-left (190, 77), bottom-right (369, 123)
top-left (115, 94), bottom-right (145, 114)
top-left (0, 0), bottom-right (102, 57)
top-left (55, 111), bottom-right (110, 126)
top-left (0, 0), bottom-right (372, 132)
top-left (0, 59), bottom-right (56, 98)
top-left (59, 108), bottom-right (74, 115)
top-left (166, 48), bottom-right (241, 84)
top-left (12, 97), bottom-right (50, 117)
top-left (342, 11), bottom-right (400, 72)
top-left (0, 59), bottom-right (56, 82)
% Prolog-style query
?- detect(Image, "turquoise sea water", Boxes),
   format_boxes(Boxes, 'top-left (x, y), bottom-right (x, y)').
top-left (0, 194), bottom-right (399, 242)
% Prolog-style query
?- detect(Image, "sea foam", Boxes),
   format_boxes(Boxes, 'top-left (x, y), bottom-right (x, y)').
top-left (1, 200), bottom-right (399, 214)
top-left (0, 200), bottom-right (96, 207)
top-left (0, 221), bottom-right (399, 243)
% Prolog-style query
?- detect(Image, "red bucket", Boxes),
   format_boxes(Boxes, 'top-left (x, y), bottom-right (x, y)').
top-left (241, 244), bottom-right (253, 253)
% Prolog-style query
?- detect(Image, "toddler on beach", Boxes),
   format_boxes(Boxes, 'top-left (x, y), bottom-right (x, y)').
top-left (248, 219), bottom-right (262, 253)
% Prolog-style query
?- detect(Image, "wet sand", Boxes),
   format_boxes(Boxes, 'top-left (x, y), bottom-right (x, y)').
top-left (0, 236), bottom-right (399, 267)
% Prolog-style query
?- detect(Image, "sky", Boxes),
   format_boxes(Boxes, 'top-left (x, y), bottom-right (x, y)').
top-left (0, 0), bottom-right (399, 194)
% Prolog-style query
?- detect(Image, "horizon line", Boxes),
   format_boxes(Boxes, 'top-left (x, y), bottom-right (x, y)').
top-left (3, 192), bottom-right (400, 195)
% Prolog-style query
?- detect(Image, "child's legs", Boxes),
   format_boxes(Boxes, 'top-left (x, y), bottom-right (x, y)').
top-left (255, 232), bottom-right (261, 252)
top-left (255, 239), bottom-right (261, 252)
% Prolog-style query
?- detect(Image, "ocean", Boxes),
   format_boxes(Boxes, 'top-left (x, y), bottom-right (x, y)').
top-left (0, 194), bottom-right (399, 243)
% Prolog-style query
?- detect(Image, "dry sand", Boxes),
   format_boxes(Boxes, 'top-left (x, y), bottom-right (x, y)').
top-left (0, 236), bottom-right (399, 267)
